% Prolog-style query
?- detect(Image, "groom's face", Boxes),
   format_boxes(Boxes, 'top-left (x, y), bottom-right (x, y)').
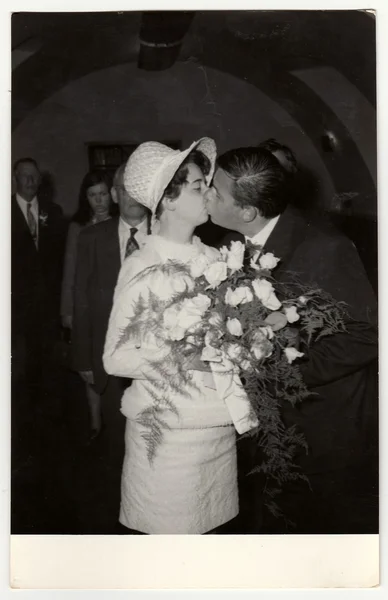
top-left (205, 168), bottom-right (243, 230)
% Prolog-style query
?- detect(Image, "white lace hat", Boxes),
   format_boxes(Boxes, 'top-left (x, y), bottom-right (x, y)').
top-left (123, 137), bottom-right (217, 215)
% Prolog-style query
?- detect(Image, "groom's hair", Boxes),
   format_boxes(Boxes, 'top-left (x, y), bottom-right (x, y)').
top-left (217, 147), bottom-right (288, 219)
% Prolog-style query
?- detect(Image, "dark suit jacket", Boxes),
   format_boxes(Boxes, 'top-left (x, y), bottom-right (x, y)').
top-left (220, 206), bottom-right (378, 473)
top-left (11, 194), bottom-right (66, 344)
top-left (71, 217), bottom-right (122, 394)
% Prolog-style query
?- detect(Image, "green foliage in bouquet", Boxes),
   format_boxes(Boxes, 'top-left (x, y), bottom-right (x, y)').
top-left (115, 241), bottom-right (348, 522)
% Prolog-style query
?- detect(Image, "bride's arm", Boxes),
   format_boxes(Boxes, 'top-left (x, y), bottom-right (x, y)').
top-left (103, 258), bottom-right (187, 379)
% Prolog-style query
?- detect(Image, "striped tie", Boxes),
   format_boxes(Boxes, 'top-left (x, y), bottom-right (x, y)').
top-left (125, 227), bottom-right (139, 258)
top-left (27, 203), bottom-right (37, 246)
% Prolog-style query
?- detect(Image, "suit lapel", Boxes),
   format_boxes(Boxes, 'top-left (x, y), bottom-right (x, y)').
top-left (95, 214), bottom-right (153, 289)
top-left (12, 195), bottom-right (29, 233)
top-left (12, 195), bottom-right (38, 252)
top-left (262, 206), bottom-right (309, 276)
top-left (37, 201), bottom-right (48, 253)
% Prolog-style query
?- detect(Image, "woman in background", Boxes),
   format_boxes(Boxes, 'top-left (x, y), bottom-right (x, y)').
top-left (61, 170), bottom-right (114, 440)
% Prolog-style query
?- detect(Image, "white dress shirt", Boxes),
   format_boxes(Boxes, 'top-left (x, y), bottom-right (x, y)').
top-left (16, 193), bottom-right (39, 244)
top-left (245, 215), bottom-right (280, 262)
top-left (118, 216), bottom-right (149, 264)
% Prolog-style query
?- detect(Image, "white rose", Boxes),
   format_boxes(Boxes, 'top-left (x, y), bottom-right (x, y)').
top-left (226, 317), bottom-right (243, 337)
top-left (298, 295), bottom-right (308, 305)
top-left (251, 344), bottom-right (265, 360)
top-left (252, 277), bottom-right (273, 298)
top-left (203, 261), bottom-right (228, 289)
top-left (219, 246), bottom-right (229, 260)
top-left (284, 305), bottom-right (300, 323)
top-left (163, 304), bottom-right (182, 330)
top-left (168, 325), bottom-right (187, 341)
top-left (226, 240), bottom-right (245, 273)
top-left (178, 294), bottom-right (211, 331)
top-left (284, 347), bottom-right (304, 364)
top-left (225, 286), bottom-right (253, 307)
top-left (251, 340), bottom-right (273, 360)
top-left (224, 342), bottom-right (244, 362)
top-left (176, 312), bottom-right (202, 332)
top-left (240, 359), bottom-right (252, 371)
top-left (251, 328), bottom-right (266, 344)
top-left (250, 258), bottom-right (262, 272)
top-left (183, 294), bottom-right (211, 316)
top-left (201, 345), bottom-right (223, 362)
top-left (224, 288), bottom-right (234, 306)
top-left (251, 330), bottom-right (273, 360)
top-left (164, 294), bottom-right (211, 339)
top-left (252, 278), bottom-right (282, 311)
top-left (208, 311), bottom-right (223, 328)
top-left (204, 328), bottom-right (223, 348)
top-left (185, 334), bottom-right (201, 347)
top-left (190, 254), bottom-right (211, 278)
top-left (204, 245), bottom-right (222, 263)
top-left (264, 292), bottom-right (281, 311)
top-left (259, 325), bottom-right (274, 339)
top-left (259, 252), bottom-right (280, 270)
top-left (170, 273), bottom-right (195, 294)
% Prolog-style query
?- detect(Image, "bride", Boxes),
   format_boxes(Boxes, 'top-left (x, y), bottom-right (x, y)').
top-left (103, 138), bottom-right (239, 534)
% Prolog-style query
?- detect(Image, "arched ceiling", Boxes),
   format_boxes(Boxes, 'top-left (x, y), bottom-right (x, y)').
top-left (12, 10), bottom-right (376, 199)
top-left (12, 10), bottom-right (376, 127)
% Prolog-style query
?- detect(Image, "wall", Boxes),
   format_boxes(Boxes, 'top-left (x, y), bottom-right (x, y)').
top-left (292, 66), bottom-right (377, 218)
top-left (12, 61), bottom-right (335, 217)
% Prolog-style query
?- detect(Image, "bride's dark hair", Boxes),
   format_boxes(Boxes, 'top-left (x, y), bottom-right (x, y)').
top-left (155, 149), bottom-right (211, 219)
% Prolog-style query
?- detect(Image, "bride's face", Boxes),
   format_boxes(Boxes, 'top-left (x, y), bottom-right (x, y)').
top-left (169, 163), bottom-right (209, 226)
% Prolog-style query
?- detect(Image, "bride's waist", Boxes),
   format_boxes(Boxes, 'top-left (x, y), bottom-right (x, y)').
top-left (121, 373), bottom-right (233, 428)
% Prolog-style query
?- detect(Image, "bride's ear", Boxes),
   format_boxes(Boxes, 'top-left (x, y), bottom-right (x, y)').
top-left (163, 197), bottom-right (177, 212)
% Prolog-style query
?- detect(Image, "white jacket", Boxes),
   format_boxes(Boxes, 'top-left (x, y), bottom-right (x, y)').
top-left (103, 234), bottom-right (233, 430)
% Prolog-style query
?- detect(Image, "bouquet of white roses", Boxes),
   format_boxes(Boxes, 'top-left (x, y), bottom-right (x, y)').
top-left (116, 239), bottom-right (347, 520)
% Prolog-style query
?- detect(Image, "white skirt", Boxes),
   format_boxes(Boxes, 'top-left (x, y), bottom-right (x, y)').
top-left (119, 419), bottom-right (238, 534)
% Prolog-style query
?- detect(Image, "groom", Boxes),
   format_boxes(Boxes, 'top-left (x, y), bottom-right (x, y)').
top-left (205, 146), bottom-right (378, 534)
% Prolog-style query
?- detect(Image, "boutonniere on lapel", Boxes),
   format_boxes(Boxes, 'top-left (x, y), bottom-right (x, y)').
top-left (39, 211), bottom-right (48, 226)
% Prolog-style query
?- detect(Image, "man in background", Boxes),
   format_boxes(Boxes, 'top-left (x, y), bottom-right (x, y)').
top-left (12, 158), bottom-right (66, 442)
top-left (12, 157), bottom-right (67, 532)
top-left (71, 163), bottom-right (150, 532)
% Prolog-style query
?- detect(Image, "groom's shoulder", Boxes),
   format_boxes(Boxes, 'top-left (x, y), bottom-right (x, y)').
top-left (299, 210), bottom-right (358, 260)
top-left (305, 210), bottom-right (349, 243)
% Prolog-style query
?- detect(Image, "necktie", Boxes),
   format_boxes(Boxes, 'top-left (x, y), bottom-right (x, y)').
top-left (125, 227), bottom-right (139, 258)
top-left (26, 203), bottom-right (37, 246)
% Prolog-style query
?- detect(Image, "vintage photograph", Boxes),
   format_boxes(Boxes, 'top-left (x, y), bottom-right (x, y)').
top-left (11, 9), bottom-right (378, 542)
